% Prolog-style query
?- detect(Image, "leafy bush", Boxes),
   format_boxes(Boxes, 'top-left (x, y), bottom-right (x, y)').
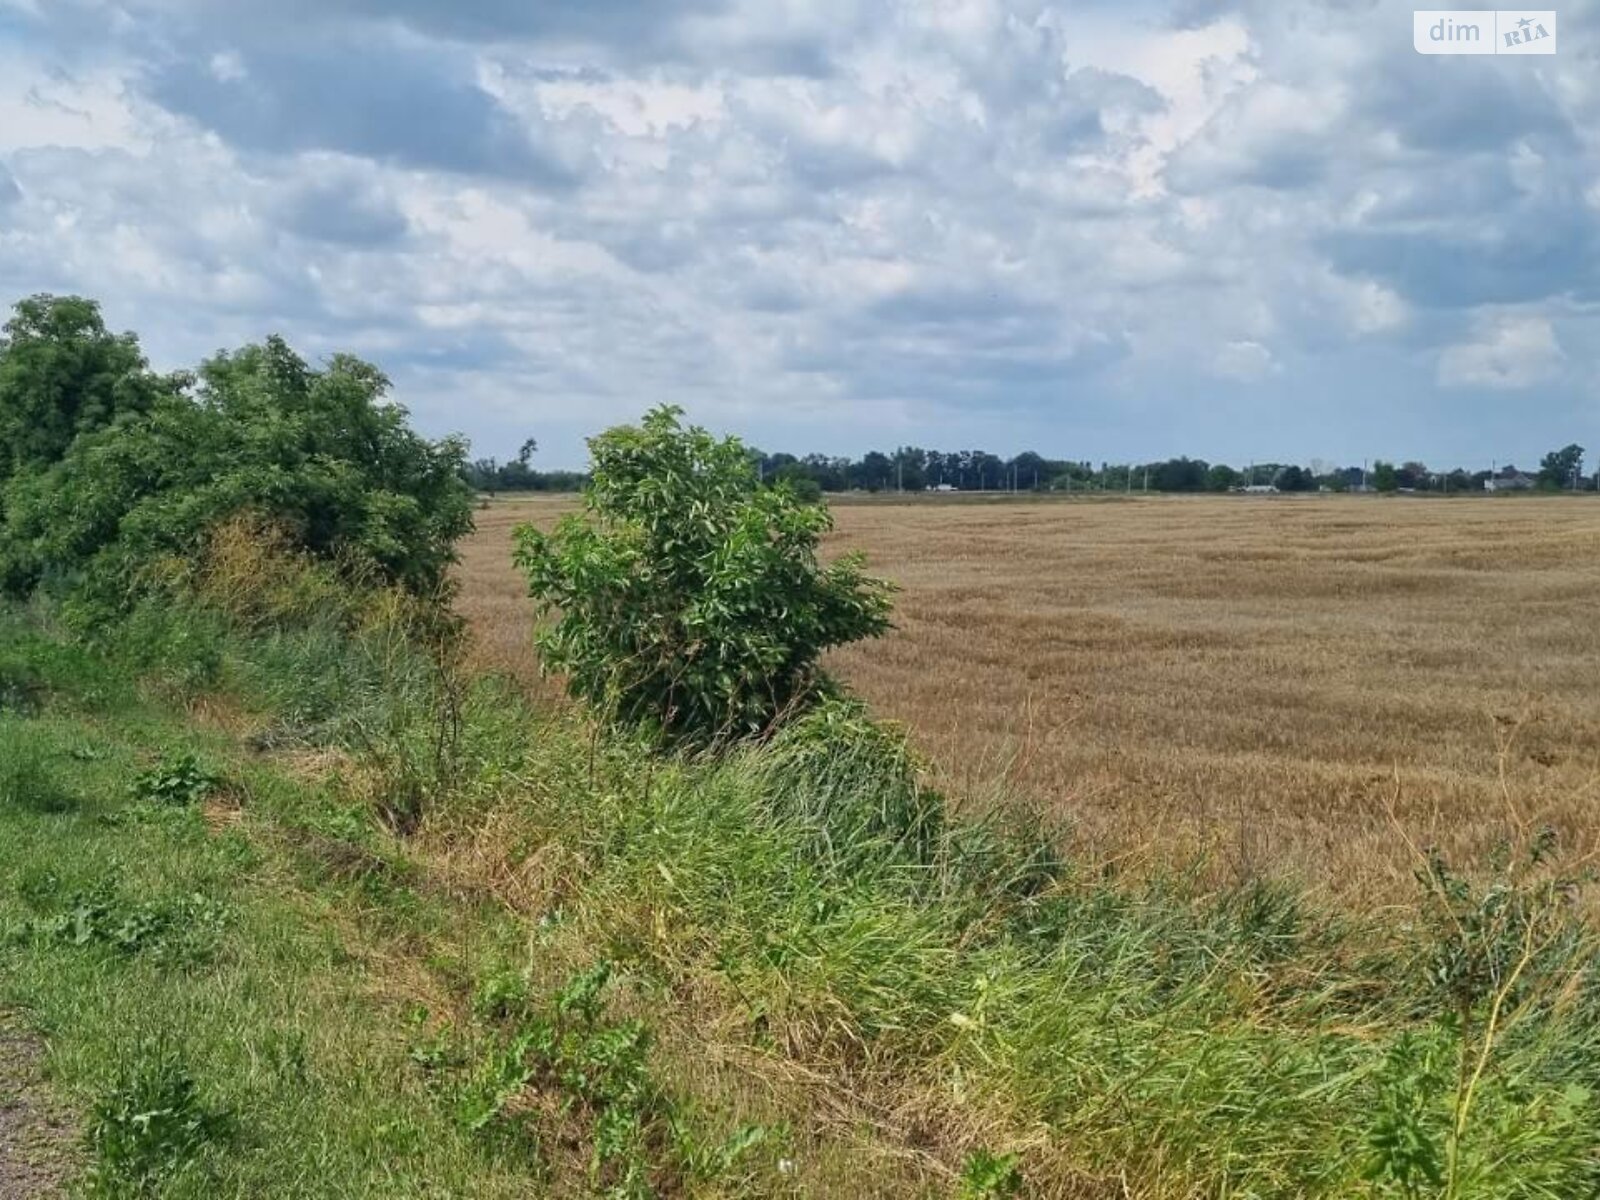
top-left (0, 307), bottom-right (474, 616)
top-left (514, 406), bottom-right (894, 746)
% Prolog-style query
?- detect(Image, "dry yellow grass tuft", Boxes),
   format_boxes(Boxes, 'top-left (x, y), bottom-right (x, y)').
top-left (458, 493), bottom-right (1600, 907)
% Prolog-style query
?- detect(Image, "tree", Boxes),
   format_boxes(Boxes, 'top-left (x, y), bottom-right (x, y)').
top-left (1, 332), bottom-right (473, 608)
top-left (1009, 451), bottom-right (1047, 491)
top-left (1150, 457), bottom-right (1208, 492)
top-left (1206, 464), bottom-right (1240, 492)
top-left (801, 453), bottom-right (848, 492)
top-left (513, 406), bottom-right (894, 746)
top-left (772, 461), bottom-right (822, 503)
top-left (1276, 465), bottom-right (1312, 492)
top-left (854, 450), bottom-right (893, 492)
top-left (891, 446), bottom-right (928, 492)
top-left (1538, 444), bottom-right (1584, 490)
top-left (1372, 461), bottom-right (1399, 493)
top-left (0, 294), bottom-right (178, 480)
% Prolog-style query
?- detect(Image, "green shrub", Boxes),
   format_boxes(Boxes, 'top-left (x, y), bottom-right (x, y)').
top-left (113, 601), bottom-right (227, 699)
top-left (514, 406), bottom-right (894, 746)
top-left (0, 309), bottom-right (474, 617)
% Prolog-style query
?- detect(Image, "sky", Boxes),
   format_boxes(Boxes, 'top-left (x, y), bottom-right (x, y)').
top-left (0, 1), bottom-right (1596, 470)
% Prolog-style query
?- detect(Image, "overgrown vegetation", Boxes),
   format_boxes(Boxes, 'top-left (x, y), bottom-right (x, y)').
top-left (0, 294), bottom-right (473, 621)
top-left (2, 293), bottom-right (1598, 1197)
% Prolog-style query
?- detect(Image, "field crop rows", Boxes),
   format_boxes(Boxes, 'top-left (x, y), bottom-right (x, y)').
top-left (461, 493), bottom-right (1600, 906)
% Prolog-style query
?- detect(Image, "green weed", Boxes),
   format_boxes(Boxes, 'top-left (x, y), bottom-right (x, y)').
top-left (131, 750), bottom-right (220, 807)
top-left (85, 1041), bottom-right (232, 1196)
top-left (452, 961), bottom-right (779, 1196)
top-left (958, 1150), bottom-right (1023, 1199)
top-left (18, 886), bottom-right (229, 965)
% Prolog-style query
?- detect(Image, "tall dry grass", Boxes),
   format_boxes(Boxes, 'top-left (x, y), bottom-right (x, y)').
top-left (457, 493), bottom-right (1600, 907)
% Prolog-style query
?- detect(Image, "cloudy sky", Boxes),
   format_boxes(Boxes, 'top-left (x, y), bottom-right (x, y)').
top-left (0, 1), bottom-right (1596, 468)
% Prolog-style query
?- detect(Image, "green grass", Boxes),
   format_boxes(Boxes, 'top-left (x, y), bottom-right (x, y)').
top-left (2, 601), bottom-right (1598, 1198)
top-left (0, 624), bottom-right (563, 1197)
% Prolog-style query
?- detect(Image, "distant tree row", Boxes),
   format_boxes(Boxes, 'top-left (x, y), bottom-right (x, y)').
top-left (472, 440), bottom-right (1592, 497)
top-left (463, 439), bottom-right (589, 494)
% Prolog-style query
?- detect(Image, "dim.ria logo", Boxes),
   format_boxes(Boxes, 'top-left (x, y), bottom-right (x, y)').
top-left (1413, 10), bottom-right (1558, 54)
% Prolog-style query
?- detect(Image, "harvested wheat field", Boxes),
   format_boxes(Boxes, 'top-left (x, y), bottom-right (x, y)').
top-left (459, 493), bottom-right (1600, 907)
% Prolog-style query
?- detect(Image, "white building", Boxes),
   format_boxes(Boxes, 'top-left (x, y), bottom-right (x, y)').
top-left (1485, 467), bottom-right (1535, 492)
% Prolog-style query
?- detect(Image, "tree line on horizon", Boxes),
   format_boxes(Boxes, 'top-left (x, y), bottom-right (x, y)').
top-left (467, 442), bottom-right (1591, 498)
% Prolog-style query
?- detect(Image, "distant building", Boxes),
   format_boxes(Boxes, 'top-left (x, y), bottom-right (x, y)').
top-left (1241, 484), bottom-right (1280, 495)
top-left (1485, 466), bottom-right (1535, 492)
top-left (929, 483), bottom-right (957, 493)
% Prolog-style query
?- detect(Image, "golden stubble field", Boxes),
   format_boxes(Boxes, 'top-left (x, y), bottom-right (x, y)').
top-left (458, 493), bottom-right (1600, 907)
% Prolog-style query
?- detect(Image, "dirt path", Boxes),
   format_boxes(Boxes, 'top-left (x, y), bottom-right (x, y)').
top-left (0, 1014), bottom-right (75, 1199)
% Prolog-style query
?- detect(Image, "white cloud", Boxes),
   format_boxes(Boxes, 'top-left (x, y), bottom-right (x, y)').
top-left (1212, 339), bottom-right (1277, 381)
top-left (0, 0), bottom-right (1596, 467)
top-left (1438, 315), bottom-right (1565, 389)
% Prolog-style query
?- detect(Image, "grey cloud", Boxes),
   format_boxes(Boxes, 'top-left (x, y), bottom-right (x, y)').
top-left (1354, 161), bottom-right (1521, 225)
top-left (1358, 56), bottom-right (1577, 153)
top-left (1046, 68), bottom-right (1165, 152)
top-left (831, 284), bottom-right (1134, 403)
top-left (1165, 93), bottom-right (1336, 193)
top-left (272, 176), bottom-right (409, 247)
top-left (241, 0), bottom-right (726, 48)
top-left (1167, 140), bottom-right (1329, 193)
top-left (1323, 207), bottom-right (1598, 308)
top-left (144, 40), bottom-right (577, 183)
top-left (100, 0), bottom-right (828, 76)
top-left (0, 162), bottom-right (20, 208)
